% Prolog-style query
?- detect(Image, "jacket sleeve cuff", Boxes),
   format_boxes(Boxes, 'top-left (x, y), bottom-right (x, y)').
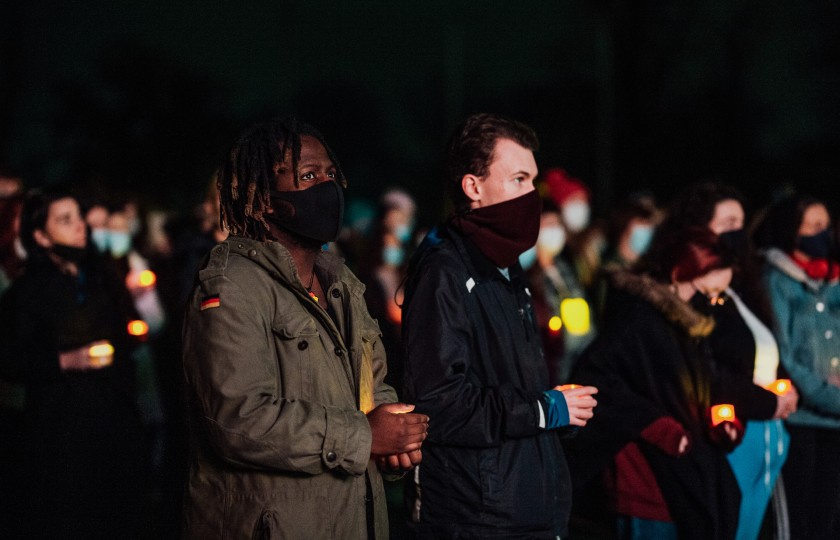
top-left (322, 406), bottom-right (372, 476)
top-left (640, 416), bottom-right (689, 457)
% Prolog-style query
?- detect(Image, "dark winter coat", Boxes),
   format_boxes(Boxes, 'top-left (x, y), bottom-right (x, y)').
top-left (0, 252), bottom-right (144, 538)
top-left (402, 225), bottom-right (572, 539)
top-left (565, 267), bottom-right (740, 540)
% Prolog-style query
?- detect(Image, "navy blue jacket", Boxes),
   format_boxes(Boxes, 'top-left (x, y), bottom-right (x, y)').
top-left (402, 225), bottom-right (571, 539)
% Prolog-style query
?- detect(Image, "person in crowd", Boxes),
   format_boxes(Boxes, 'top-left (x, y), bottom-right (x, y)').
top-left (754, 194), bottom-right (840, 539)
top-left (359, 188), bottom-right (417, 397)
top-left (526, 200), bottom-right (596, 385)
top-left (181, 117), bottom-right (429, 539)
top-left (0, 170), bottom-right (26, 538)
top-left (0, 188), bottom-right (145, 539)
top-left (654, 182), bottom-right (797, 540)
top-left (402, 113), bottom-right (598, 539)
top-left (146, 186), bottom-right (225, 536)
top-left (544, 167), bottom-right (605, 292)
top-left (522, 203), bottom-right (565, 385)
top-left (337, 195), bottom-right (377, 272)
top-left (357, 187), bottom-right (418, 539)
top-left (603, 196), bottom-right (658, 269)
top-left (566, 227), bottom-right (743, 540)
top-left (594, 195), bottom-right (660, 324)
top-left (0, 173), bottom-right (24, 293)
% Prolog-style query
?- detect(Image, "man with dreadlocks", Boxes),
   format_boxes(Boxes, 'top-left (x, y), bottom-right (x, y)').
top-left (181, 117), bottom-right (429, 539)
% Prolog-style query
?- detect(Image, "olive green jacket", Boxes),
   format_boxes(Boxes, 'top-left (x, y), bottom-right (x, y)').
top-left (182, 237), bottom-right (396, 539)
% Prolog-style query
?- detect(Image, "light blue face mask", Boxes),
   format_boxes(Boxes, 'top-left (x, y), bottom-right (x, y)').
top-left (518, 245), bottom-right (538, 271)
top-left (109, 231), bottom-right (132, 258)
top-left (394, 223), bottom-right (413, 244)
top-left (90, 228), bottom-right (109, 253)
top-left (383, 245), bottom-right (405, 267)
top-left (629, 224), bottom-right (654, 256)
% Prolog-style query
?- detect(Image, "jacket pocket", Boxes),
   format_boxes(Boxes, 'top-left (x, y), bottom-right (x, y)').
top-left (251, 510), bottom-right (279, 540)
top-left (245, 492), bottom-right (332, 540)
top-left (478, 446), bottom-right (501, 508)
top-left (271, 310), bottom-right (320, 399)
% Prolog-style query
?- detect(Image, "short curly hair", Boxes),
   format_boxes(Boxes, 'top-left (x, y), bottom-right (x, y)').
top-left (445, 113), bottom-right (539, 213)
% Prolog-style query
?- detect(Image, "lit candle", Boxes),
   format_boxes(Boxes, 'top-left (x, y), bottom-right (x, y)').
top-left (127, 320), bottom-right (149, 337)
top-left (88, 341), bottom-right (114, 367)
top-left (766, 379), bottom-right (792, 396)
top-left (558, 384), bottom-right (581, 391)
top-left (126, 270), bottom-right (157, 289)
top-left (711, 404), bottom-right (735, 426)
top-left (560, 298), bottom-right (590, 336)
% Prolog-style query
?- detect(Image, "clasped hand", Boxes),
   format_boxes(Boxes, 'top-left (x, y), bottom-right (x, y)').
top-left (368, 402), bottom-right (429, 472)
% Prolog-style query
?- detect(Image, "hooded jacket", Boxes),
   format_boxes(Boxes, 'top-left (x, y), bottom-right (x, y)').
top-left (402, 225), bottom-right (572, 539)
top-left (764, 248), bottom-right (840, 428)
top-left (181, 237), bottom-right (396, 539)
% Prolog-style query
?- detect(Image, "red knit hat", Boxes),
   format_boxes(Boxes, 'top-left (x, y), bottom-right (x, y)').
top-left (543, 168), bottom-right (589, 207)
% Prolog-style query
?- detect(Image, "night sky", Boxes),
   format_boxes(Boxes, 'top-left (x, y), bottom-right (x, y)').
top-left (3, 1), bottom-right (839, 224)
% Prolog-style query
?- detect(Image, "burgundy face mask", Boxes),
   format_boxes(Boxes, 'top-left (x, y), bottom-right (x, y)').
top-left (450, 189), bottom-right (542, 268)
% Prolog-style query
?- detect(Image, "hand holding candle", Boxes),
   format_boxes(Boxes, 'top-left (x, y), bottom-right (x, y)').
top-left (767, 379), bottom-right (792, 396)
top-left (767, 379), bottom-right (799, 419)
top-left (710, 404), bottom-right (735, 426)
top-left (708, 404), bottom-right (744, 451)
top-left (553, 384), bottom-right (599, 427)
top-left (87, 340), bottom-right (114, 368)
top-left (58, 339), bottom-right (114, 371)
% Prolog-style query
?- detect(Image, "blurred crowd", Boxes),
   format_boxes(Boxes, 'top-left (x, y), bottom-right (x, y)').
top-left (1, 160), bottom-right (839, 539)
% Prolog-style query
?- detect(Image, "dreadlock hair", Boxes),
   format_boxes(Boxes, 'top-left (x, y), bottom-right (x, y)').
top-left (217, 117), bottom-right (347, 241)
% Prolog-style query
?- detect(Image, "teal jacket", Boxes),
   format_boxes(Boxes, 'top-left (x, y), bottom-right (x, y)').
top-left (182, 237), bottom-right (396, 539)
top-left (764, 248), bottom-right (840, 429)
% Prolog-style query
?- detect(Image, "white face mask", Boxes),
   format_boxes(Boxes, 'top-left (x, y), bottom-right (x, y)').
top-left (562, 201), bottom-right (590, 233)
top-left (537, 225), bottom-right (566, 257)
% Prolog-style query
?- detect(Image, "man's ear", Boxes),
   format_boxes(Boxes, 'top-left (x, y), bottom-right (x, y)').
top-left (461, 174), bottom-right (482, 204)
top-left (33, 228), bottom-right (52, 249)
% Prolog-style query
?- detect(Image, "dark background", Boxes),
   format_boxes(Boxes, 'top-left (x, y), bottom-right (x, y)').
top-left (2, 1), bottom-right (839, 224)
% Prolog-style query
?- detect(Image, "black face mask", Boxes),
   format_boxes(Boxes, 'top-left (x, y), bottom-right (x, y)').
top-left (267, 181), bottom-right (345, 243)
top-left (689, 290), bottom-right (727, 314)
top-left (797, 229), bottom-right (832, 260)
top-left (718, 228), bottom-right (748, 259)
top-left (449, 190), bottom-right (542, 268)
top-left (50, 243), bottom-right (88, 264)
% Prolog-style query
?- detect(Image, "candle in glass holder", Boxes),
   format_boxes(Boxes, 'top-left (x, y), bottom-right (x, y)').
top-left (711, 404), bottom-right (735, 426)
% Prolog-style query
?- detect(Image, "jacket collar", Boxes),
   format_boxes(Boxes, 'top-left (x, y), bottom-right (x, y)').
top-left (763, 247), bottom-right (822, 291)
top-left (604, 263), bottom-right (715, 337)
top-left (225, 236), bottom-right (366, 298)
